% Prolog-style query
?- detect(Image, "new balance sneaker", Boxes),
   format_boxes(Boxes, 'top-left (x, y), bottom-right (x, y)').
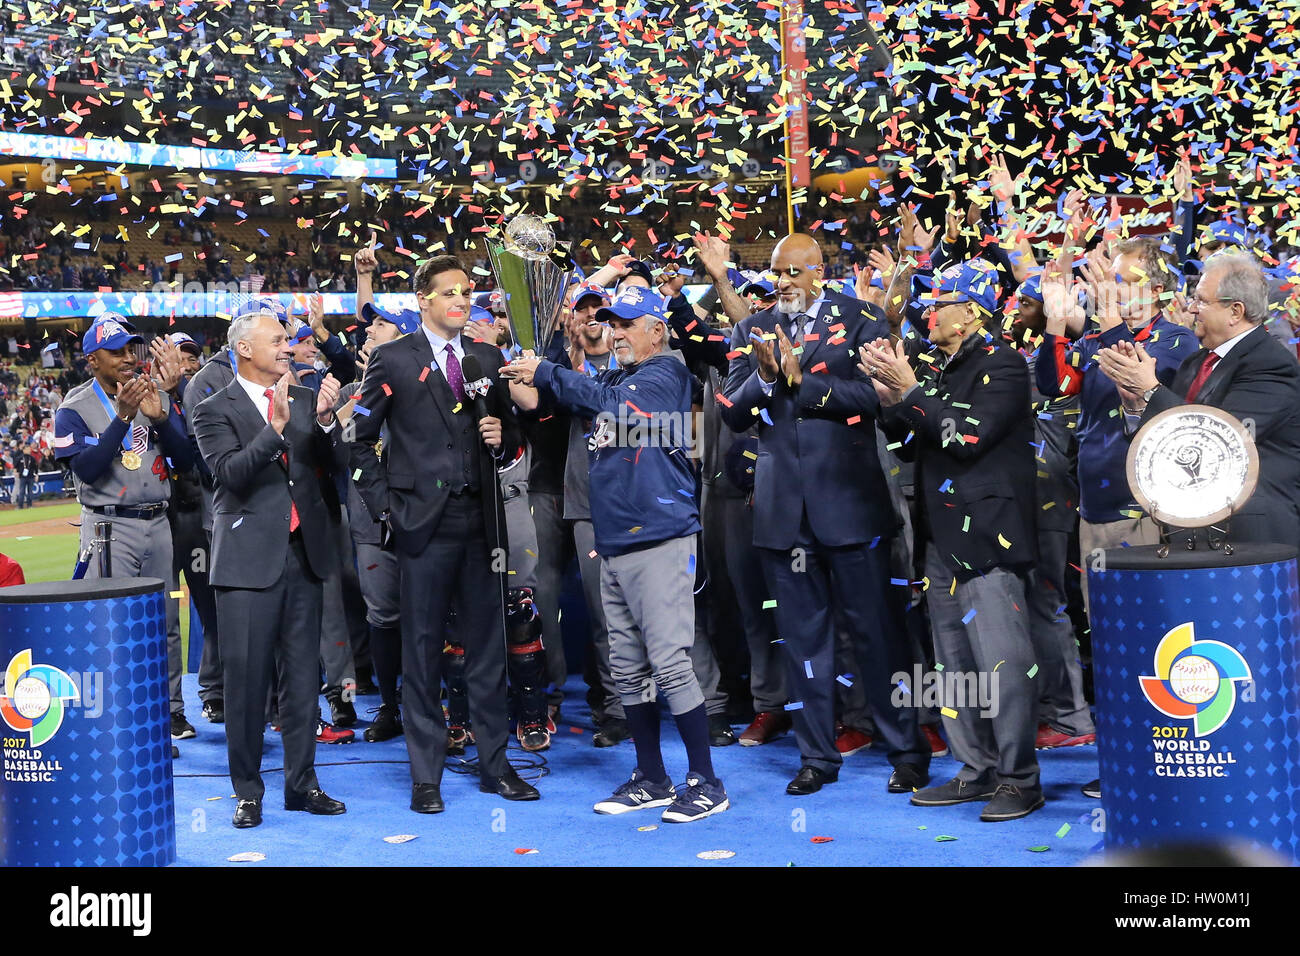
top-left (661, 773), bottom-right (729, 824)
top-left (1035, 723), bottom-right (1097, 749)
top-left (171, 712), bottom-right (196, 740)
top-left (593, 770), bottom-right (677, 815)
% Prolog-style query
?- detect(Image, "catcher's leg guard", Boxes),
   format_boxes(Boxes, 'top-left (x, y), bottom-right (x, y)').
top-left (506, 588), bottom-right (550, 751)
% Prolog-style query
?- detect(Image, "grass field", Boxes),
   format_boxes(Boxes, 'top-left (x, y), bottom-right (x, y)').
top-left (0, 498), bottom-right (193, 656)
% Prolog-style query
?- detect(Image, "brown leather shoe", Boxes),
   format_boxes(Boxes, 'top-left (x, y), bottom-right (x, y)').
top-left (738, 710), bottom-right (792, 746)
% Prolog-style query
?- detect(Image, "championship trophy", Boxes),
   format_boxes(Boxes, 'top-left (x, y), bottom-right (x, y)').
top-left (486, 214), bottom-right (574, 354)
top-left (1126, 405), bottom-right (1260, 557)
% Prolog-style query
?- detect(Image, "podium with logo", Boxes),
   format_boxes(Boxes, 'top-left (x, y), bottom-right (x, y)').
top-left (0, 578), bottom-right (175, 866)
top-left (1087, 405), bottom-right (1300, 862)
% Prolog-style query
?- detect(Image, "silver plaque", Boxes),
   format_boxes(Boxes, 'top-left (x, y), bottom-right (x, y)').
top-left (1127, 404), bottom-right (1259, 528)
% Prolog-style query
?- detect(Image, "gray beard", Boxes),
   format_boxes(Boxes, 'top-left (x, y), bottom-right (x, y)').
top-left (776, 293), bottom-right (805, 315)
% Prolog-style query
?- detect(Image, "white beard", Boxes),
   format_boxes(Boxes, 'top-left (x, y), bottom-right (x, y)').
top-left (776, 291), bottom-right (806, 315)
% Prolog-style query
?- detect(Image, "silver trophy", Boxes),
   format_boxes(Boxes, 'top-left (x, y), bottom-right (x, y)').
top-left (486, 214), bottom-right (574, 354)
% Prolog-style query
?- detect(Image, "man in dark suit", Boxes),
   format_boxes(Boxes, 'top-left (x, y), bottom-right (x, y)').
top-left (864, 258), bottom-right (1044, 821)
top-left (721, 233), bottom-right (930, 796)
top-left (1096, 250), bottom-right (1300, 547)
top-left (192, 307), bottom-right (346, 829)
top-left (348, 254), bottom-right (537, 813)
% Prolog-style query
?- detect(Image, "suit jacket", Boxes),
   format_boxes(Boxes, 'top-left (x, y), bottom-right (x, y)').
top-left (1140, 324), bottom-right (1300, 546)
top-left (191, 380), bottom-right (340, 589)
top-left (721, 289), bottom-right (898, 549)
top-left (880, 333), bottom-right (1038, 577)
top-left (347, 329), bottom-right (521, 555)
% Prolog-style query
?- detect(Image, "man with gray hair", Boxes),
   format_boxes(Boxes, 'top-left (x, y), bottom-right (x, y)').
top-left (502, 285), bottom-right (728, 823)
top-left (1097, 250), bottom-right (1300, 548)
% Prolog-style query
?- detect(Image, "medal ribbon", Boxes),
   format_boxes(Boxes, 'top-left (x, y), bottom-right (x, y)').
top-left (90, 379), bottom-right (133, 453)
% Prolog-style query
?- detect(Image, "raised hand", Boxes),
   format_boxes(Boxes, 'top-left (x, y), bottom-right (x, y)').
top-left (693, 231), bottom-right (731, 281)
top-left (355, 231), bottom-right (379, 277)
top-left (149, 337), bottom-right (184, 393)
top-left (316, 373), bottom-right (340, 423)
top-left (115, 375), bottom-right (147, 421)
top-left (136, 377), bottom-right (165, 422)
top-left (269, 372), bottom-right (292, 434)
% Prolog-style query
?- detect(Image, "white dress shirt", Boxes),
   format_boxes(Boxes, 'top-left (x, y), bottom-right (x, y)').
top-left (759, 294), bottom-right (827, 395)
top-left (236, 374), bottom-right (334, 432)
top-left (422, 324), bottom-right (465, 388)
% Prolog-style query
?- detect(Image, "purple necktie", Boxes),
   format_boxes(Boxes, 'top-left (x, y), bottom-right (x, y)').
top-left (444, 343), bottom-right (467, 404)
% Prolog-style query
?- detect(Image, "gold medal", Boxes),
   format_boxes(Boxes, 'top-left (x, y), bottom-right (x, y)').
top-left (121, 450), bottom-right (142, 471)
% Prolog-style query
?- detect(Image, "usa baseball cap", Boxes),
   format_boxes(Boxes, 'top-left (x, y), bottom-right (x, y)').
top-left (1016, 273), bottom-right (1044, 303)
top-left (596, 285), bottom-right (668, 324)
top-left (168, 332), bottom-right (202, 355)
top-left (917, 259), bottom-right (1000, 315)
top-left (361, 302), bottom-right (421, 335)
top-left (234, 296), bottom-right (290, 325)
top-left (571, 282), bottom-right (611, 308)
top-left (83, 313), bottom-right (143, 354)
top-left (473, 290), bottom-right (506, 315)
top-left (738, 270), bottom-right (776, 297)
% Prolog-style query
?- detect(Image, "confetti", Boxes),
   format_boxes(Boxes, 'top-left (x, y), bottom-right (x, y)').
top-left (1056, 824), bottom-right (1072, 839)
top-left (514, 848), bottom-right (539, 855)
top-left (1028, 846), bottom-right (1051, 853)
top-left (637, 825), bottom-right (659, 832)
top-left (227, 851), bottom-right (266, 863)
top-left (934, 836), bottom-right (958, 843)
top-left (696, 849), bottom-right (736, 860)
top-left (810, 836), bottom-right (834, 844)
top-left (384, 834), bottom-right (419, 844)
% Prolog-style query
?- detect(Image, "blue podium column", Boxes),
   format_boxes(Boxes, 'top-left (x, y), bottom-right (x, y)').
top-left (0, 578), bottom-right (176, 866)
top-left (1089, 543), bottom-right (1300, 862)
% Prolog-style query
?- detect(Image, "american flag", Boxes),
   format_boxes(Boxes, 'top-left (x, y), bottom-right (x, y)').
top-left (0, 291), bottom-right (22, 316)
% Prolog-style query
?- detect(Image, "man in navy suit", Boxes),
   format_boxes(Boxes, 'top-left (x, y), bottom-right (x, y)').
top-left (721, 233), bottom-right (930, 796)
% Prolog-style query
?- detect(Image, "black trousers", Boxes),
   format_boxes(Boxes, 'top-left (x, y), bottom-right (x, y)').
top-left (398, 493), bottom-right (509, 785)
top-left (215, 536), bottom-right (322, 801)
top-left (758, 510), bottom-right (930, 774)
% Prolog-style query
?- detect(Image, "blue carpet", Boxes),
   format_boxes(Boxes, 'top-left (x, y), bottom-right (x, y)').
top-left (171, 675), bottom-right (1103, 866)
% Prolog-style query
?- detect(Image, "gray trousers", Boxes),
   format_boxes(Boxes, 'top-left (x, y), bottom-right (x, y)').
top-left (502, 480), bottom-right (539, 592)
top-left (718, 494), bottom-right (787, 712)
top-left (602, 536), bottom-right (704, 715)
top-left (319, 513), bottom-right (357, 691)
top-left (576, 518), bottom-right (623, 720)
top-left (690, 585), bottom-right (727, 717)
top-left (355, 540), bottom-right (400, 627)
top-left (529, 492), bottom-right (575, 706)
top-left (81, 509), bottom-right (181, 714)
top-left (1028, 528), bottom-right (1095, 736)
top-left (923, 549), bottom-right (1040, 790)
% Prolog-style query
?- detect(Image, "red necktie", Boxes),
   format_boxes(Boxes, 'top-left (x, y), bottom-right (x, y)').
top-left (264, 388), bottom-right (300, 532)
top-left (1184, 352), bottom-right (1220, 404)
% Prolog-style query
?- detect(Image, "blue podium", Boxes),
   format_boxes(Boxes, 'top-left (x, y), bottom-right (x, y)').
top-left (0, 578), bottom-right (176, 866)
top-left (1089, 543), bottom-right (1300, 862)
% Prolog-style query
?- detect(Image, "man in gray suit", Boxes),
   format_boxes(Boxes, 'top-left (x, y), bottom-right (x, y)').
top-left (192, 308), bottom-right (346, 829)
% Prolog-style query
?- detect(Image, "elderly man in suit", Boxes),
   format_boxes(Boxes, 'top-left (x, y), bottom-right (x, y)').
top-left (1097, 250), bottom-right (1300, 547)
top-left (348, 254), bottom-right (537, 814)
top-left (191, 307), bottom-right (345, 829)
top-left (864, 259), bottom-right (1044, 821)
top-left (721, 233), bottom-right (931, 796)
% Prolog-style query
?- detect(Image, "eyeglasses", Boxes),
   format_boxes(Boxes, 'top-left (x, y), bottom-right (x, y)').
top-left (1189, 292), bottom-right (1240, 310)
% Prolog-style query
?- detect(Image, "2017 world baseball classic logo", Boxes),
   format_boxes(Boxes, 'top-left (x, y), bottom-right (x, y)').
top-left (0, 648), bottom-right (79, 783)
top-left (1138, 623), bottom-right (1252, 778)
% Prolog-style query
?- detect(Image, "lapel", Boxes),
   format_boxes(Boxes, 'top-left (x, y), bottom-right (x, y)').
top-left (1195, 326), bottom-right (1264, 406)
top-left (226, 379), bottom-right (271, 442)
top-left (408, 327), bottom-right (455, 433)
top-left (798, 291), bottom-right (853, 371)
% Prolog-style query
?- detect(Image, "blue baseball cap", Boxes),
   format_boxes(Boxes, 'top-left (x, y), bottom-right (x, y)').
top-left (624, 259), bottom-right (655, 286)
top-left (473, 290), bottom-right (505, 314)
top-left (167, 332), bottom-right (202, 355)
top-left (469, 304), bottom-right (496, 325)
top-left (1016, 273), bottom-right (1044, 303)
top-left (571, 282), bottom-right (611, 308)
top-left (83, 313), bottom-right (143, 354)
top-left (234, 296), bottom-right (290, 325)
top-left (361, 302), bottom-right (421, 335)
top-left (917, 259), bottom-right (1000, 315)
top-left (596, 285), bottom-right (667, 324)
top-left (738, 270), bottom-right (776, 297)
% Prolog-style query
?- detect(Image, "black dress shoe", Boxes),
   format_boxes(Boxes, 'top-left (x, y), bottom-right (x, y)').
top-left (480, 769), bottom-right (540, 801)
top-left (887, 763), bottom-right (931, 794)
top-left (233, 799), bottom-right (262, 828)
top-left (325, 688), bottom-right (357, 727)
top-left (364, 704), bottom-right (403, 742)
top-left (593, 716), bottom-right (630, 748)
top-left (411, 783), bottom-right (445, 814)
top-left (709, 714), bottom-right (738, 747)
top-left (202, 700), bottom-right (224, 724)
top-left (786, 766), bottom-right (837, 795)
top-left (284, 788), bottom-right (346, 814)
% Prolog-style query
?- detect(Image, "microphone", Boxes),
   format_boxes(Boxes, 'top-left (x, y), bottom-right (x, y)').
top-left (459, 353), bottom-right (492, 426)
